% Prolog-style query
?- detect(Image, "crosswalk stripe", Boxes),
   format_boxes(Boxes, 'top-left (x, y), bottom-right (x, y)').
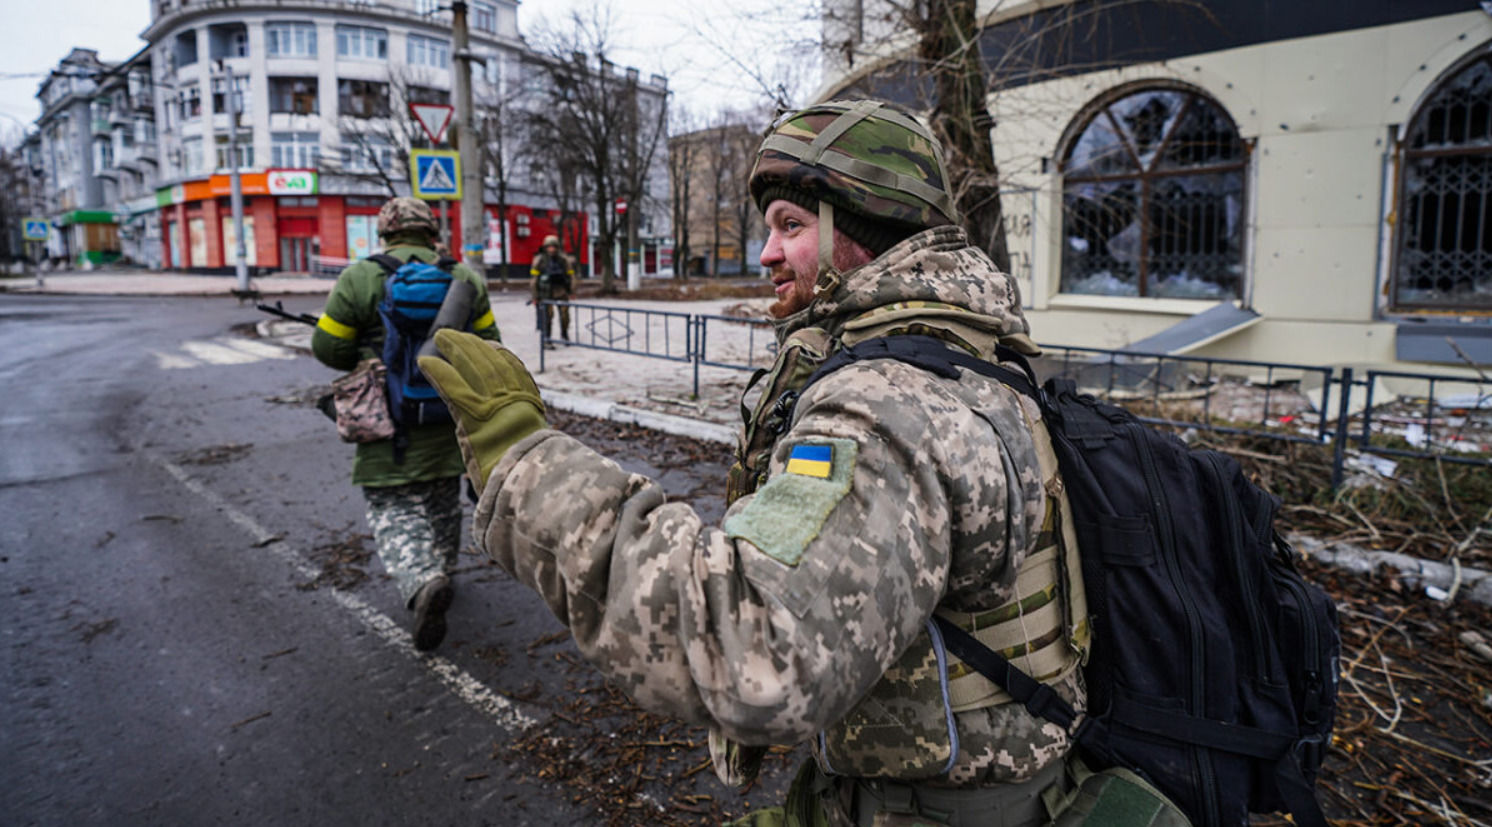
top-left (180, 340), bottom-right (263, 365)
top-left (219, 337), bottom-right (297, 360)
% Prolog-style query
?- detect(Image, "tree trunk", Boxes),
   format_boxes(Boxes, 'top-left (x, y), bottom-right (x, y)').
top-left (920, 0), bottom-right (1011, 274)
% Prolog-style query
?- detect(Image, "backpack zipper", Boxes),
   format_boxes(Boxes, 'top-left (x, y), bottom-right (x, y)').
top-left (1204, 452), bottom-right (1269, 681)
top-left (1274, 567), bottom-right (1325, 724)
top-left (1132, 423), bottom-right (1220, 827)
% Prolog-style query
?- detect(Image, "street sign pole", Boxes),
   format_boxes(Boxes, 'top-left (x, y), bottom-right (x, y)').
top-left (219, 60), bottom-right (249, 294)
top-left (451, 1), bottom-right (486, 275)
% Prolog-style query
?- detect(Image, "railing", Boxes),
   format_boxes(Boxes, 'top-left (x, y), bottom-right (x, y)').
top-left (535, 301), bottom-right (1491, 485)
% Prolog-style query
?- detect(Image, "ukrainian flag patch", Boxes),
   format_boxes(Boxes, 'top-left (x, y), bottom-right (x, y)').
top-left (785, 444), bottom-right (834, 478)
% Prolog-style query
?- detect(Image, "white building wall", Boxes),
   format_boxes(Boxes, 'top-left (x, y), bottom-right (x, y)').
top-left (825, 7), bottom-right (1492, 368)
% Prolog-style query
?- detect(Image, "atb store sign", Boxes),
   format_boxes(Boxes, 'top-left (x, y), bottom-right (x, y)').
top-left (268, 169), bottom-right (318, 196)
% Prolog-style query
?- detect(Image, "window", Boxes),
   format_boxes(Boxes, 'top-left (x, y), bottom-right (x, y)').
top-left (338, 79), bottom-right (389, 118)
top-left (407, 35), bottom-right (449, 69)
top-left (231, 30), bottom-right (249, 57)
top-left (183, 136), bottom-right (204, 174)
top-left (1059, 86), bottom-right (1247, 299)
top-left (269, 77), bottom-right (318, 115)
top-left (215, 132), bottom-right (254, 170)
top-left (136, 118), bottom-right (156, 144)
top-left (180, 84), bottom-right (202, 120)
top-left (336, 25), bottom-right (387, 60)
top-left (1393, 52), bottom-right (1492, 311)
top-left (407, 85), bottom-right (446, 105)
top-left (473, 2), bottom-right (497, 32)
top-left (342, 134), bottom-right (393, 172)
top-left (415, 0), bottom-right (439, 14)
top-left (212, 76), bottom-right (250, 116)
top-left (174, 31), bottom-right (198, 68)
top-left (94, 139), bottom-right (113, 171)
top-left (266, 22), bottom-right (317, 57)
top-left (271, 132), bottom-right (320, 168)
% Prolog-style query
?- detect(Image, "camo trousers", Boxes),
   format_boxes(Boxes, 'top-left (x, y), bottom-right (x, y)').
top-left (363, 477), bottom-right (462, 608)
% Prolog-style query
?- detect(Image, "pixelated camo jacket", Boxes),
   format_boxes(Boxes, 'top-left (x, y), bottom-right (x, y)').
top-left (473, 225), bottom-right (1077, 785)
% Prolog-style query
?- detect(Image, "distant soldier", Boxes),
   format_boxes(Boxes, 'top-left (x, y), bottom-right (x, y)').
top-left (529, 234), bottom-right (573, 345)
top-left (311, 196), bottom-right (500, 651)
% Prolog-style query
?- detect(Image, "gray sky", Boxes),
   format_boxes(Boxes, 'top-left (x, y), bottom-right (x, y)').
top-left (0, 0), bottom-right (817, 143)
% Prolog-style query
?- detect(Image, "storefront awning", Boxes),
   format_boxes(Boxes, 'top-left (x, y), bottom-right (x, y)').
top-left (58, 209), bottom-right (116, 226)
top-left (1122, 301), bottom-right (1262, 355)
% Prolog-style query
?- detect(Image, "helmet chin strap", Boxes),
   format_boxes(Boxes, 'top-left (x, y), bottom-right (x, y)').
top-left (814, 199), bottom-right (842, 297)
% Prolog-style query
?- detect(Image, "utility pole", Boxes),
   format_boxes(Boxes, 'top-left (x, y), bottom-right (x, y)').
top-left (451, 1), bottom-right (485, 274)
top-left (625, 69), bottom-right (640, 291)
top-left (218, 60), bottom-right (248, 293)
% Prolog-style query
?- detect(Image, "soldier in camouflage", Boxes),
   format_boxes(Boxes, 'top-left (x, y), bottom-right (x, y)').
top-left (312, 196), bottom-right (501, 652)
top-left (530, 234), bottom-right (574, 344)
top-left (419, 101), bottom-right (1182, 825)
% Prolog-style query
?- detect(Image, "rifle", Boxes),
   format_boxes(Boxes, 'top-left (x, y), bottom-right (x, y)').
top-left (257, 301), bottom-right (319, 326)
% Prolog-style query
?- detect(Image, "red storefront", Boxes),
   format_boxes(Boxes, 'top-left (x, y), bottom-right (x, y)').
top-left (157, 170), bottom-right (590, 275)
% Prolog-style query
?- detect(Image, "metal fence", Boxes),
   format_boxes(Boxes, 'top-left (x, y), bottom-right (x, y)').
top-left (536, 301), bottom-right (1491, 485)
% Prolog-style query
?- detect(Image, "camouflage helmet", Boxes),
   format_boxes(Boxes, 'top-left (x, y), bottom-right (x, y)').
top-left (377, 197), bottom-right (438, 239)
top-left (541, 234), bottom-right (560, 248)
top-left (748, 100), bottom-right (958, 232)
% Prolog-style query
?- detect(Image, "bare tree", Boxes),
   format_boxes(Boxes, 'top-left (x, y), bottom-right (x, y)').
top-left (667, 107), bottom-right (701, 281)
top-left (329, 65), bottom-right (442, 197)
top-left (524, 5), bottom-right (670, 292)
top-left (475, 54), bottom-right (526, 280)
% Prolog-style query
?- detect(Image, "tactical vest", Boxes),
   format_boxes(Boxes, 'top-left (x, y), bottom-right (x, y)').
top-left (535, 254), bottom-right (570, 297)
top-left (727, 323), bottom-right (1090, 782)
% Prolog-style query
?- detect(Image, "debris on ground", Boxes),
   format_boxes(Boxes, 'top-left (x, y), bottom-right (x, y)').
top-left (175, 443), bottom-right (254, 465)
top-left (297, 532), bottom-right (375, 592)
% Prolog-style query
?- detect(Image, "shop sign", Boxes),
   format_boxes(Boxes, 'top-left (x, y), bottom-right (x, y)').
top-left (268, 169), bottom-right (318, 196)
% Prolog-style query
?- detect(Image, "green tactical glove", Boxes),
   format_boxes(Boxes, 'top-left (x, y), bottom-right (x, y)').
top-left (418, 329), bottom-right (547, 497)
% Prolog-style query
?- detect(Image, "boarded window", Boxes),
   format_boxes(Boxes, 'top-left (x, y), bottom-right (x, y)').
top-left (1060, 87), bottom-right (1247, 299)
top-left (1394, 53), bottom-right (1492, 311)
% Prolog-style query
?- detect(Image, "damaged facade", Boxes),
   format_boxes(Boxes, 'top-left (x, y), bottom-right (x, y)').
top-left (820, 1), bottom-right (1492, 371)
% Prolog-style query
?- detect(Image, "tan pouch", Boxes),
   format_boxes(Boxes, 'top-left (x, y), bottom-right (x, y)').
top-left (332, 358), bottom-right (395, 443)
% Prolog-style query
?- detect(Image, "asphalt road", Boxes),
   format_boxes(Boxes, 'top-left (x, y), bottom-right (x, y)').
top-left (0, 292), bottom-right (790, 826)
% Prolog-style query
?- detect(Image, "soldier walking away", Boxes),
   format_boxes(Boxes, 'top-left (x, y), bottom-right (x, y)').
top-left (530, 234), bottom-right (573, 346)
top-left (419, 102), bottom-right (1186, 824)
top-left (311, 197), bottom-right (501, 652)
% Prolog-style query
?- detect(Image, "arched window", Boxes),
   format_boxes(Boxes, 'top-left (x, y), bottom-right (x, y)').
top-left (1394, 50), bottom-right (1492, 311)
top-left (1059, 85), bottom-right (1247, 299)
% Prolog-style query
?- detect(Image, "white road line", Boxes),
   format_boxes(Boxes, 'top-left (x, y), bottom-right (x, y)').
top-left (145, 450), bottom-right (538, 733)
top-left (219, 337), bottom-right (298, 360)
top-left (152, 350), bottom-right (202, 370)
top-left (181, 340), bottom-right (262, 365)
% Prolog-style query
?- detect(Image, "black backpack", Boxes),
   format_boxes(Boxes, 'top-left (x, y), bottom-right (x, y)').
top-left (800, 335), bottom-right (1340, 827)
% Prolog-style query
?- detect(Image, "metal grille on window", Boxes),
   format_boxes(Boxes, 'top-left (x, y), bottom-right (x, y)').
top-left (1060, 87), bottom-right (1247, 299)
top-left (1394, 53), bottom-right (1492, 311)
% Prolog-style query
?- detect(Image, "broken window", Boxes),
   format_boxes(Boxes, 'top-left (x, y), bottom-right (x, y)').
top-left (1059, 87), bottom-right (1247, 299)
top-left (1394, 53), bottom-right (1492, 311)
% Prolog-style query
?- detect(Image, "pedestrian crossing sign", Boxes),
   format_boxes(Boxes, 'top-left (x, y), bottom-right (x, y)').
top-left (410, 149), bottom-right (461, 200)
top-left (22, 217), bottom-right (48, 241)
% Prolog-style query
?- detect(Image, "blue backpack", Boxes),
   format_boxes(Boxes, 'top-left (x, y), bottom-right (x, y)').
top-left (371, 253), bottom-right (462, 432)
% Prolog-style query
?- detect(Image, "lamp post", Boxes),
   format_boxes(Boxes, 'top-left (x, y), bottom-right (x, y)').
top-left (216, 60), bottom-right (249, 294)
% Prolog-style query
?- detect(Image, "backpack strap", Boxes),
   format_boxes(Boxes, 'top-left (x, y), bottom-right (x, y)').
top-left (368, 253), bottom-right (403, 274)
top-left (799, 334), bottom-right (1041, 404)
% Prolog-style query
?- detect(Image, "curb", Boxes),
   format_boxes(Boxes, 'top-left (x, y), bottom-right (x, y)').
top-left (539, 389), bottom-right (735, 446)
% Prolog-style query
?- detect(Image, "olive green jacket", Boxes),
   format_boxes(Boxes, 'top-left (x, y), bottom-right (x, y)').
top-left (311, 242), bottom-right (500, 487)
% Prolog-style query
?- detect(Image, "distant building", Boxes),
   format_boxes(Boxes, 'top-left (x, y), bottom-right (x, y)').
top-left (821, 1), bottom-right (1492, 369)
top-left (669, 121), bottom-right (764, 277)
top-left (34, 48), bottom-right (120, 266)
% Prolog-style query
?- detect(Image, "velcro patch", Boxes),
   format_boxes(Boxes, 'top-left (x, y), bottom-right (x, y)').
top-left (724, 437), bottom-right (858, 567)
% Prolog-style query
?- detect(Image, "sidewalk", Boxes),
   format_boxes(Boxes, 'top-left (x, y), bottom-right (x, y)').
top-left (0, 268), bottom-right (337, 296)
